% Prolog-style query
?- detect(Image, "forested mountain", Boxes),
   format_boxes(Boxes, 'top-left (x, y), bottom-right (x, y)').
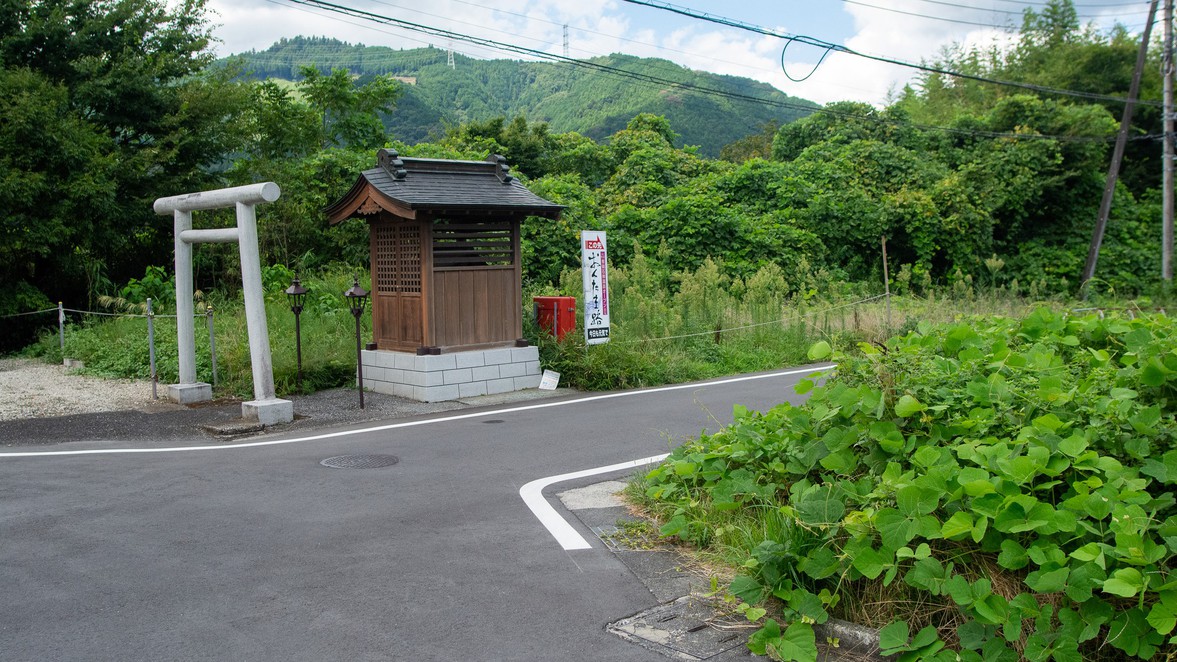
top-left (221, 37), bottom-right (817, 156)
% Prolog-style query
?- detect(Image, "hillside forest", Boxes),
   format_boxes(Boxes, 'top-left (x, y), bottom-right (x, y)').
top-left (0, 0), bottom-right (1168, 351)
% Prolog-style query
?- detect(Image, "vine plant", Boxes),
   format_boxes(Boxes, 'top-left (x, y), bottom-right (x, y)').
top-left (641, 308), bottom-right (1177, 660)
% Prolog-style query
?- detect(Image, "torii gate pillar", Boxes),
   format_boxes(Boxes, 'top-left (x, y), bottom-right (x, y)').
top-left (153, 182), bottom-right (293, 426)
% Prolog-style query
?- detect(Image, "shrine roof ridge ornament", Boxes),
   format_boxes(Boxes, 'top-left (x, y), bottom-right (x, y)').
top-left (326, 149), bottom-right (563, 224)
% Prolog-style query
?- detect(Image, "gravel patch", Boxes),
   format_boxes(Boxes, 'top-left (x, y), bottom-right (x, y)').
top-left (0, 356), bottom-right (579, 445)
top-left (0, 358), bottom-right (159, 421)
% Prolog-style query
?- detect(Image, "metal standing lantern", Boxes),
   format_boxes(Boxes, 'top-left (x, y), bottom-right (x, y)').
top-left (285, 275), bottom-right (308, 393)
top-left (344, 278), bottom-right (369, 409)
top-left (325, 150), bottom-right (563, 402)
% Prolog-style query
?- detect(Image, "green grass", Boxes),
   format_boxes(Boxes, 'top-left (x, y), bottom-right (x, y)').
top-left (24, 268), bottom-right (370, 398)
top-left (23, 258), bottom-right (1069, 399)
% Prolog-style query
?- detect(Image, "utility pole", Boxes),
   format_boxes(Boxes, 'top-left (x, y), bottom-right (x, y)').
top-left (1082, 0), bottom-right (1159, 289)
top-left (1164, 0), bottom-right (1174, 282)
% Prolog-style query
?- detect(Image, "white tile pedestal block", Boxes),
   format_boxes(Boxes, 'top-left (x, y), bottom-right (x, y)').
top-left (242, 398), bottom-right (294, 425)
top-left (361, 347), bottom-right (542, 402)
top-left (168, 382), bottom-right (213, 404)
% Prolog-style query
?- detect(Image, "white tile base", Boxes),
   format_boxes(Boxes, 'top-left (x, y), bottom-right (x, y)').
top-left (361, 347), bottom-right (541, 403)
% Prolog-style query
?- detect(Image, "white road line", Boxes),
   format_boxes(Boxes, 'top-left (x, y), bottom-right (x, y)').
top-left (0, 365), bottom-right (830, 459)
top-left (519, 454), bottom-right (670, 551)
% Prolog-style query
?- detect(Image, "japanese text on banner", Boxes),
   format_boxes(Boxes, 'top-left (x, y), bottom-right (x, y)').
top-left (580, 231), bottom-right (610, 345)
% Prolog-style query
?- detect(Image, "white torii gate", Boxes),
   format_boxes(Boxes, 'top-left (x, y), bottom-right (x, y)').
top-left (153, 182), bottom-right (293, 426)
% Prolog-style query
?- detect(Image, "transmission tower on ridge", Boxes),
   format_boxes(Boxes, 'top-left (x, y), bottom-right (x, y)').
top-left (447, 41), bottom-right (455, 69)
top-left (563, 24), bottom-right (569, 58)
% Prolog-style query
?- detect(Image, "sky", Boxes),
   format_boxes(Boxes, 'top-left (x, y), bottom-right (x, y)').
top-left (204, 0), bottom-right (1155, 106)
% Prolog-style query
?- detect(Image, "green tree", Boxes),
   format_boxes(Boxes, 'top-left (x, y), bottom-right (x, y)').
top-left (296, 65), bottom-right (401, 150)
top-left (719, 120), bottom-right (779, 163)
top-left (0, 0), bottom-right (251, 349)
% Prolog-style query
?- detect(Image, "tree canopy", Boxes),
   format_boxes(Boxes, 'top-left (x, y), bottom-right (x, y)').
top-left (0, 0), bottom-right (1167, 351)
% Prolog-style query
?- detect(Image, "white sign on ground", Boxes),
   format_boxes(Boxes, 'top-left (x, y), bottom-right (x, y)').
top-left (539, 369), bottom-right (561, 390)
top-left (580, 230), bottom-right (610, 345)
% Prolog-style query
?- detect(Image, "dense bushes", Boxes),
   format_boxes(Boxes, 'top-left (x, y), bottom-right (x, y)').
top-left (639, 308), bottom-right (1177, 660)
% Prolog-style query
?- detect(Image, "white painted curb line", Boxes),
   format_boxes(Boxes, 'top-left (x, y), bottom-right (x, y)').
top-left (519, 454), bottom-right (670, 551)
top-left (0, 365), bottom-right (830, 459)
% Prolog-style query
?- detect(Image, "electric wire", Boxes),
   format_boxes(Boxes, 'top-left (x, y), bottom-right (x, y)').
top-left (382, 0), bottom-right (793, 78)
top-left (622, 0), bottom-right (1164, 107)
top-left (276, 0), bottom-right (1157, 143)
top-left (842, 0), bottom-right (1148, 26)
top-left (841, 0), bottom-right (1024, 27)
top-left (905, 0), bottom-right (1149, 14)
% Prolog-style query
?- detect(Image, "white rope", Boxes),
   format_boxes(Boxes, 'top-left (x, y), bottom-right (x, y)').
top-left (62, 308), bottom-right (197, 319)
top-left (0, 307), bottom-right (58, 319)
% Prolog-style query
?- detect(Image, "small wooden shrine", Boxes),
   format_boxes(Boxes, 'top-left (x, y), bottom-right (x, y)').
top-left (326, 150), bottom-right (562, 355)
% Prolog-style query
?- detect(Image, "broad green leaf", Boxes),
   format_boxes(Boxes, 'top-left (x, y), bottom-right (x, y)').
top-left (746, 618), bottom-right (780, 656)
top-left (941, 511), bottom-right (974, 540)
top-left (729, 574), bottom-right (763, 603)
top-left (1110, 387), bottom-right (1138, 400)
top-left (957, 620), bottom-right (995, 650)
top-left (1032, 413), bottom-right (1064, 433)
top-left (1102, 568), bottom-right (1144, 598)
top-left (875, 508), bottom-right (918, 549)
top-left (798, 546), bottom-right (840, 580)
top-left (796, 486), bottom-right (846, 525)
top-left (897, 485), bottom-right (939, 516)
top-left (659, 514), bottom-right (688, 537)
top-left (1147, 591), bottom-right (1177, 635)
top-left (895, 394), bottom-right (926, 418)
top-left (869, 421), bottom-right (905, 453)
top-left (905, 557), bottom-right (952, 595)
top-left (852, 546), bottom-right (889, 580)
top-left (1130, 405), bottom-right (1162, 435)
top-left (1058, 435), bottom-right (1088, 458)
top-left (773, 621), bottom-right (818, 661)
top-left (972, 594), bottom-right (1010, 625)
top-left (1141, 359), bottom-right (1167, 387)
top-left (807, 340), bottom-right (831, 361)
top-left (788, 588), bottom-right (829, 624)
top-left (1065, 563), bottom-right (1106, 603)
top-left (1024, 566), bottom-right (1068, 593)
top-left (879, 620), bottom-right (910, 654)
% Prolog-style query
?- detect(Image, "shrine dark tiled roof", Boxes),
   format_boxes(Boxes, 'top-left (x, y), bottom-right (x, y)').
top-left (348, 149), bottom-right (562, 215)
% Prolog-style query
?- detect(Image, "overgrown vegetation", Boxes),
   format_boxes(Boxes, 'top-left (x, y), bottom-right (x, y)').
top-left (24, 267), bottom-right (371, 398)
top-left (637, 308), bottom-right (1177, 660)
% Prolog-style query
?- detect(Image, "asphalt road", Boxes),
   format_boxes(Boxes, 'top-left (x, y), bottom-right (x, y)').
top-left (0, 366), bottom-right (823, 662)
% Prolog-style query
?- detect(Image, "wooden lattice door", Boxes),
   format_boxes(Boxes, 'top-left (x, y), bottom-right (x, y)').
top-left (372, 221), bottom-right (424, 349)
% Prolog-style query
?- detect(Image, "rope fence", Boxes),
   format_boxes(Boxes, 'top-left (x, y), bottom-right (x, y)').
top-left (0, 307), bottom-right (58, 319)
top-left (5, 299), bottom-right (220, 399)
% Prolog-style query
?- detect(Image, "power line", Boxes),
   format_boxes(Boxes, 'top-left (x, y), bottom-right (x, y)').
top-left (901, 0), bottom-right (1150, 17)
top-left (841, 0), bottom-right (1023, 27)
top-left (367, 0), bottom-right (795, 82)
top-left (979, 0), bottom-right (1150, 7)
top-left (276, 0), bottom-right (1155, 143)
top-left (842, 0), bottom-right (1147, 27)
top-left (621, 0), bottom-right (1163, 107)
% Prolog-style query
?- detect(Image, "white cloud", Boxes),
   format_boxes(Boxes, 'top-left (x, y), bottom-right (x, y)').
top-left (201, 0), bottom-right (1143, 108)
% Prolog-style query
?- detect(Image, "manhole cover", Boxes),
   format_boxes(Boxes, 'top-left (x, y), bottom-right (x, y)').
top-left (608, 596), bottom-right (746, 660)
top-left (320, 454), bottom-right (400, 469)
